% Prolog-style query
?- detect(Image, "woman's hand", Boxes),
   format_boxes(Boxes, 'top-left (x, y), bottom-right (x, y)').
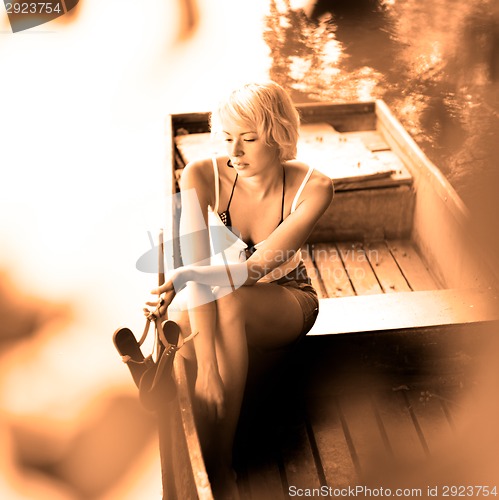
top-left (143, 270), bottom-right (179, 320)
top-left (195, 363), bottom-right (226, 421)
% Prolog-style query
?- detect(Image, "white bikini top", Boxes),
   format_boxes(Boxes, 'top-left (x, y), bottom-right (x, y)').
top-left (208, 157), bottom-right (315, 283)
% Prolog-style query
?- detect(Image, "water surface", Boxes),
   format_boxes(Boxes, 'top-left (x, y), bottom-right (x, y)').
top-left (265, 0), bottom-right (499, 220)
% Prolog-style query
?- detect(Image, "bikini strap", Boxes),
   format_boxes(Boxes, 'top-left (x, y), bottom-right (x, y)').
top-left (291, 166), bottom-right (314, 213)
top-left (211, 157), bottom-right (220, 213)
top-left (280, 166), bottom-right (286, 224)
top-left (225, 172), bottom-right (238, 212)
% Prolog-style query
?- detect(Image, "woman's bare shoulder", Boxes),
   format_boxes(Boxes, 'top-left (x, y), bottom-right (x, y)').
top-left (287, 160), bottom-right (333, 192)
top-left (286, 160), bottom-right (333, 209)
top-left (311, 169), bottom-right (334, 201)
top-left (181, 157), bottom-right (218, 192)
top-left (183, 158), bottom-right (213, 180)
top-left (307, 171), bottom-right (334, 209)
top-left (179, 159), bottom-right (217, 210)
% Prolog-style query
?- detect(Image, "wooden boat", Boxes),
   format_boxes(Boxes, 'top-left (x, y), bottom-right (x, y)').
top-left (158, 101), bottom-right (499, 499)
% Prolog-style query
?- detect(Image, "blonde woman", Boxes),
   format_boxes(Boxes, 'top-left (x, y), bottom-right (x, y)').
top-left (146, 81), bottom-right (333, 497)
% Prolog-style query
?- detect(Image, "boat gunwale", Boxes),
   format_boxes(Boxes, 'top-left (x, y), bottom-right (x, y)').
top-left (172, 355), bottom-right (214, 499)
top-left (374, 100), bottom-right (470, 225)
top-left (374, 100), bottom-right (499, 289)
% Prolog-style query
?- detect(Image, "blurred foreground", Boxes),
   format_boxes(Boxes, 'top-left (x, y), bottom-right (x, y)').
top-left (0, 0), bottom-right (270, 497)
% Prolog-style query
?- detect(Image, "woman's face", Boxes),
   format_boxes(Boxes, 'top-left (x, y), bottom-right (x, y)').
top-left (221, 117), bottom-right (280, 176)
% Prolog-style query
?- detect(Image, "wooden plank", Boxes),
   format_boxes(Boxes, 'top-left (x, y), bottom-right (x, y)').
top-left (307, 397), bottom-right (358, 488)
top-left (372, 389), bottom-right (428, 464)
top-left (311, 242), bottom-right (354, 298)
top-left (236, 415), bottom-right (286, 500)
top-left (298, 129), bottom-right (397, 184)
top-left (365, 241), bottom-right (411, 293)
top-left (336, 242), bottom-right (382, 295)
top-left (234, 466), bottom-right (252, 500)
top-left (386, 240), bottom-right (440, 291)
top-left (404, 388), bottom-right (455, 456)
top-left (430, 385), bottom-right (462, 434)
top-left (308, 185), bottom-right (415, 243)
top-left (244, 454), bottom-right (286, 500)
top-left (399, 390), bottom-right (430, 457)
top-left (171, 111), bottom-right (211, 134)
top-left (369, 395), bottom-right (395, 459)
top-left (278, 420), bottom-right (322, 491)
top-left (299, 101), bottom-right (376, 132)
top-left (170, 356), bottom-right (213, 499)
top-left (298, 127), bottom-right (412, 191)
top-left (337, 393), bottom-right (391, 477)
top-left (334, 170), bottom-right (412, 191)
top-left (333, 149), bottom-right (412, 191)
top-left (301, 245), bottom-right (327, 299)
top-left (436, 388), bottom-right (477, 437)
top-left (175, 132), bottom-right (225, 165)
top-left (308, 288), bottom-right (499, 335)
top-left (348, 130), bottom-right (390, 152)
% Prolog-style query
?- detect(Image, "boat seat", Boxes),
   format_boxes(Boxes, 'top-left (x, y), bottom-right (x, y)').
top-left (174, 127), bottom-right (412, 191)
top-left (297, 125), bottom-right (413, 191)
top-left (308, 288), bottom-right (499, 335)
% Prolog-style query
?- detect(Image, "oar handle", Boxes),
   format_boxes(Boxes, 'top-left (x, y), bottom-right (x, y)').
top-left (158, 228), bottom-right (165, 286)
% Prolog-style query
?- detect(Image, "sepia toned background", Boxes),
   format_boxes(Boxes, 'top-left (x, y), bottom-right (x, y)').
top-left (1, 0), bottom-right (498, 498)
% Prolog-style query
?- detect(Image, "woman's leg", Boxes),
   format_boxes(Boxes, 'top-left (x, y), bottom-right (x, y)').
top-left (210, 283), bottom-right (304, 454)
top-left (209, 287), bottom-right (249, 468)
top-left (168, 283), bottom-right (305, 496)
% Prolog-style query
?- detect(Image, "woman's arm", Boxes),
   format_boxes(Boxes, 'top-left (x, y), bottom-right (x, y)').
top-left (246, 170), bottom-right (333, 278)
top-left (155, 169), bottom-right (334, 293)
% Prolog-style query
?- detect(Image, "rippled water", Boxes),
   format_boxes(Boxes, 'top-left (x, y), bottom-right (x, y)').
top-left (264, 0), bottom-right (499, 212)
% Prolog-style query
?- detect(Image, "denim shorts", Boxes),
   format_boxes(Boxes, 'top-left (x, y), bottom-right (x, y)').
top-left (280, 279), bottom-right (319, 339)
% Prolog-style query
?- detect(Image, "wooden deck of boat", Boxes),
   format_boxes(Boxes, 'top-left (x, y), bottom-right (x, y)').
top-left (233, 326), bottom-right (491, 500)
top-left (236, 389), bottom-right (457, 498)
top-left (301, 241), bottom-right (497, 336)
top-left (302, 239), bottom-right (440, 298)
top-left (236, 390), bottom-right (461, 498)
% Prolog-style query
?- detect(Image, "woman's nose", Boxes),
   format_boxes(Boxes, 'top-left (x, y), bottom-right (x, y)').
top-left (231, 138), bottom-right (243, 156)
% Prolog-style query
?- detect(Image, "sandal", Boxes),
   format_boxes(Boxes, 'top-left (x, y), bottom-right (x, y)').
top-left (138, 320), bottom-right (180, 410)
top-left (113, 277), bottom-right (201, 410)
top-left (113, 319), bottom-right (180, 410)
top-left (112, 326), bottom-right (150, 388)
